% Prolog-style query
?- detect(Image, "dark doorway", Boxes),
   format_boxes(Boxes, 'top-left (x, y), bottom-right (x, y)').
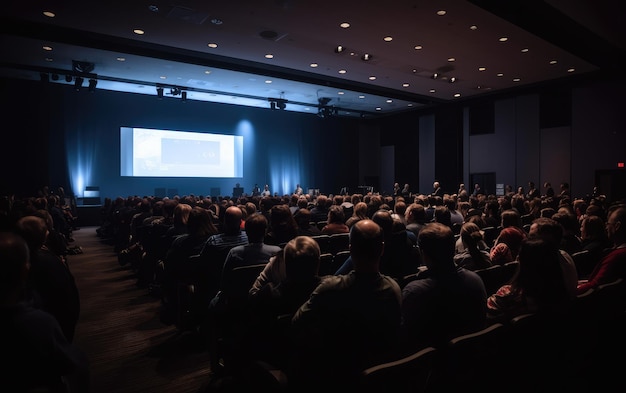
top-left (595, 169), bottom-right (626, 203)
top-left (470, 172), bottom-right (496, 196)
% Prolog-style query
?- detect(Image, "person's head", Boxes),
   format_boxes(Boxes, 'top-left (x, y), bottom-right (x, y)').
top-left (418, 222), bottom-right (455, 274)
top-left (501, 209), bottom-right (522, 228)
top-left (433, 206), bottom-right (452, 227)
top-left (173, 203), bottom-right (193, 227)
top-left (293, 208), bottom-right (312, 228)
top-left (327, 205), bottom-right (345, 224)
top-left (515, 238), bottom-right (568, 307)
top-left (0, 232), bottom-right (30, 301)
top-left (405, 203), bottom-right (426, 224)
top-left (528, 217), bottom-right (563, 249)
top-left (372, 209), bottom-right (394, 238)
top-left (352, 202), bottom-right (368, 219)
top-left (244, 213), bottom-right (268, 243)
top-left (580, 215), bottom-right (606, 242)
top-left (495, 227), bottom-right (526, 258)
top-left (606, 206), bottom-right (626, 245)
top-left (433, 181), bottom-right (440, 189)
top-left (223, 205), bottom-right (244, 234)
top-left (15, 215), bottom-right (48, 251)
top-left (349, 219), bottom-right (384, 272)
top-left (460, 222), bottom-right (484, 248)
top-left (186, 206), bottom-right (218, 237)
top-left (284, 236), bottom-right (321, 280)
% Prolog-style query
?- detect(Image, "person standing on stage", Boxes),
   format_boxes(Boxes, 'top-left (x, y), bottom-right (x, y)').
top-left (262, 184), bottom-right (271, 197)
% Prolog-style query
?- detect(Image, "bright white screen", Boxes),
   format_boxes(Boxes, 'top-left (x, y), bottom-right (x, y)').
top-left (120, 127), bottom-right (243, 177)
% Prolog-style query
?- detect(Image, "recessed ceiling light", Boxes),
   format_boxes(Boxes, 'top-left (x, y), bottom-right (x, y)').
top-left (470, 25), bottom-right (478, 30)
top-left (211, 18), bottom-right (223, 25)
top-left (208, 43), bottom-right (218, 48)
top-left (408, 103), bottom-right (414, 107)
top-left (386, 99), bottom-right (393, 103)
top-left (340, 22), bottom-right (350, 28)
top-left (478, 67), bottom-right (486, 71)
top-left (521, 48), bottom-right (529, 53)
top-left (437, 10), bottom-right (446, 16)
top-left (383, 36), bottom-right (393, 42)
top-left (368, 76), bottom-right (377, 80)
top-left (265, 54), bottom-right (274, 59)
top-left (448, 57), bottom-right (455, 62)
top-left (338, 91), bottom-right (345, 95)
top-left (449, 77), bottom-right (456, 83)
top-left (549, 60), bottom-right (557, 65)
top-left (265, 80), bottom-right (272, 84)
top-left (159, 76), bottom-right (166, 79)
top-left (567, 68), bottom-right (575, 73)
top-left (204, 70), bottom-right (211, 75)
top-left (42, 46), bottom-right (52, 51)
top-left (310, 63), bottom-right (318, 68)
top-left (430, 89), bottom-right (436, 93)
top-left (133, 29), bottom-right (145, 35)
top-left (335, 45), bottom-right (344, 53)
top-left (513, 78), bottom-right (521, 82)
top-left (499, 37), bottom-right (508, 42)
top-left (359, 95), bottom-right (365, 99)
top-left (454, 93), bottom-right (461, 97)
top-left (338, 69), bottom-right (347, 74)
top-left (362, 53), bottom-right (372, 61)
top-left (414, 45), bottom-right (423, 50)
top-left (376, 107), bottom-right (382, 111)
top-left (497, 73), bottom-right (504, 77)
top-left (43, 11), bottom-right (55, 18)
top-left (116, 57), bottom-right (126, 62)
top-left (402, 83), bottom-right (410, 87)
top-left (148, 5), bottom-right (159, 12)
top-left (45, 58), bottom-right (53, 62)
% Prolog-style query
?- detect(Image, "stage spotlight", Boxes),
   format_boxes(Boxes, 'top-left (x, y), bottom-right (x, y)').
top-left (51, 74), bottom-right (59, 81)
top-left (181, 91), bottom-right (187, 102)
top-left (361, 53), bottom-right (372, 61)
top-left (270, 100), bottom-right (277, 110)
top-left (277, 100), bottom-right (286, 110)
top-left (88, 79), bottom-right (97, 92)
top-left (449, 77), bottom-right (456, 83)
top-left (74, 76), bottom-right (84, 91)
top-left (65, 75), bottom-right (73, 83)
top-left (156, 86), bottom-right (164, 99)
top-left (40, 73), bottom-right (49, 82)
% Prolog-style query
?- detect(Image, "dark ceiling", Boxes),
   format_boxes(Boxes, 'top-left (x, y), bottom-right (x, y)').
top-left (1, 0), bottom-right (624, 118)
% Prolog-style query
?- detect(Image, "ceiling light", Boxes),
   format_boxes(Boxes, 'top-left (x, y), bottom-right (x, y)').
top-left (499, 37), bottom-right (508, 42)
top-left (368, 76), bottom-right (376, 80)
top-left (335, 45), bottom-right (344, 53)
top-left (449, 77), bottom-right (456, 83)
top-left (497, 73), bottom-right (504, 77)
top-left (470, 25), bottom-right (478, 30)
top-left (437, 10), bottom-right (446, 16)
top-left (310, 63), bottom-right (318, 68)
top-left (361, 53), bottom-right (372, 61)
top-left (429, 89), bottom-right (436, 93)
top-left (65, 75), bottom-right (72, 83)
top-left (386, 99), bottom-right (393, 103)
top-left (208, 43), bottom-right (218, 48)
top-left (402, 83), bottom-right (409, 87)
top-left (116, 57), bottom-right (126, 62)
top-left (383, 36), bottom-right (393, 42)
top-left (340, 22), bottom-right (350, 28)
top-left (211, 18), bottom-right (223, 25)
top-left (513, 78), bottom-right (521, 82)
top-left (549, 60), bottom-right (557, 65)
top-left (478, 67), bottom-right (486, 71)
top-left (43, 11), bottom-right (55, 18)
top-left (265, 54), bottom-right (274, 59)
top-left (567, 68), bottom-right (575, 73)
top-left (414, 45), bottom-right (422, 50)
top-left (454, 93), bottom-right (461, 97)
top-left (432, 73), bottom-right (439, 79)
top-left (521, 48), bottom-right (529, 53)
top-left (88, 79), bottom-right (97, 92)
top-left (338, 69), bottom-right (347, 74)
top-left (448, 58), bottom-right (455, 62)
top-left (133, 29), bottom-right (145, 35)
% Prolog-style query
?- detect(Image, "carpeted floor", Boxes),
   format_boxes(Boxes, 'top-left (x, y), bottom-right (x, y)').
top-left (69, 226), bottom-right (214, 393)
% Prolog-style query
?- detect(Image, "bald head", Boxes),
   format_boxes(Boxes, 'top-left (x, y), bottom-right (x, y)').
top-left (350, 219), bottom-right (384, 270)
top-left (223, 205), bottom-right (243, 234)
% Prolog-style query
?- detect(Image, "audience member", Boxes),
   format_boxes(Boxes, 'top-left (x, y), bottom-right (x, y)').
top-left (401, 223), bottom-right (487, 351)
top-left (291, 219), bottom-right (402, 389)
top-left (490, 226), bottom-right (526, 265)
top-left (487, 238), bottom-right (571, 321)
top-left (345, 201), bottom-right (368, 228)
top-left (15, 215), bottom-right (81, 343)
top-left (454, 222), bottom-right (492, 270)
top-left (293, 208), bottom-right (322, 236)
top-left (265, 204), bottom-right (298, 246)
top-left (576, 205), bottom-right (626, 295)
top-left (321, 205), bottom-right (349, 234)
top-left (0, 232), bottom-right (90, 392)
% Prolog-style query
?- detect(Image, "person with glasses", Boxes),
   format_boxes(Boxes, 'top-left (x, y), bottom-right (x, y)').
top-left (576, 205), bottom-right (626, 295)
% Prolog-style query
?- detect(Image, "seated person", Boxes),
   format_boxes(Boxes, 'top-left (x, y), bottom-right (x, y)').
top-left (0, 231), bottom-right (89, 392)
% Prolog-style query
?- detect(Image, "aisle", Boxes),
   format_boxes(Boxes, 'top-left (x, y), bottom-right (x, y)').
top-left (69, 226), bottom-right (212, 393)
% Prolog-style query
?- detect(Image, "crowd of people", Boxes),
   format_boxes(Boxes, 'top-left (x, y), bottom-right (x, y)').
top-left (1, 181), bottom-right (625, 391)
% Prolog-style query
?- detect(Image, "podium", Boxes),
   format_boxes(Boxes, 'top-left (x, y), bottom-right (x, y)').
top-left (357, 185), bottom-right (373, 194)
top-left (233, 187), bottom-right (244, 198)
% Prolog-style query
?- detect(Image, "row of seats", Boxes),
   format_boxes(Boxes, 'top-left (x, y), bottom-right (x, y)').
top-left (358, 277), bottom-right (626, 393)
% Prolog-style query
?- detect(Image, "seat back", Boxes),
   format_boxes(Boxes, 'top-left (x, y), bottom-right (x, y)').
top-left (360, 346), bottom-right (438, 393)
top-left (329, 232), bottom-right (350, 255)
top-left (317, 253), bottom-right (336, 276)
top-left (310, 234), bottom-right (330, 255)
top-left (474, 264), bottom-right (504, 295)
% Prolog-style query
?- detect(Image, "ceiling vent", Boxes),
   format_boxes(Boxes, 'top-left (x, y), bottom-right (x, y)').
top-left (166, 6), bottom-right (209, 25)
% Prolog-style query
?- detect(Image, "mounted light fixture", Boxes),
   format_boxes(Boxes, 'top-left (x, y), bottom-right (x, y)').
top-left (181, 91), bottom-right (187, 102)
top-left (334, 45), bottom-right (345, 53)
top-left (88, 79), bottom-right (97, 92)
top-left (361, 53), bottom-right (372, 61)
top-left (65, 75), bottom-right (73, 83)
top-left (449, 77), bottom-right (456, 83)
top-left (156, 86), bottom-right (164, 99)
top-left (268, 97), bottom-right (288, 110)
top-left (74, 76), bottom-right (84, 91)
